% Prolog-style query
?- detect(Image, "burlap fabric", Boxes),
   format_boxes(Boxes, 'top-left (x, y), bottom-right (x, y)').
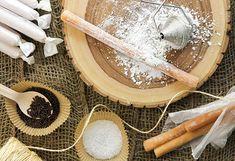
top-left (0, 0), bottom-right (234, 160)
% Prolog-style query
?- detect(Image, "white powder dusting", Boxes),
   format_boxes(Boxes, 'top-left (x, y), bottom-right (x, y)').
top-left (99, 0), bottom-right (214, 86)
top-left (83, 120), bottom-right (123, 160)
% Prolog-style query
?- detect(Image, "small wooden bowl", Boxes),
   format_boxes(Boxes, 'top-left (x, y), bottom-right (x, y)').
top-left (63, 0), bottom-right (230, 108)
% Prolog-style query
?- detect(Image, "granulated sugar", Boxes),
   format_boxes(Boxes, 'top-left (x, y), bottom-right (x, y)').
top-left (98, 0), bottom-right (214, 86)
top-left (83, 120), bottom-right (123, 160)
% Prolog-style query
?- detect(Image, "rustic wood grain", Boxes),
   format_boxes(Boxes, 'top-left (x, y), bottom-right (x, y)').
top-left (62, 0), bottom-right (230, 108)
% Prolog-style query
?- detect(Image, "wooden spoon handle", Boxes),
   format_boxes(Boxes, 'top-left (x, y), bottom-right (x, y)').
top-left (61, 10), bottom-right (199, 88)
top-left (0, 84), bottom-right (18, 101)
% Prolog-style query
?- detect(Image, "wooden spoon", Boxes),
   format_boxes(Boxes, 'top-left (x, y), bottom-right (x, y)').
top-left (0, 84), bottom-right (52, 118)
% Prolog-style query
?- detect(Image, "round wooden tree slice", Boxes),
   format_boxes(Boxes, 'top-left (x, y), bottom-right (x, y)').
top-left (63, 0), bottom-right (230, 108)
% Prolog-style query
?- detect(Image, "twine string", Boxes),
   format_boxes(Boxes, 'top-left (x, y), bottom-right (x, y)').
top-left (27, 90), bottom-right (235, 152)
top-left (0, 138), bottom-right (41, 160)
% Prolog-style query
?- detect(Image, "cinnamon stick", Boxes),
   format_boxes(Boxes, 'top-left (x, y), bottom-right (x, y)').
top-left (143, 109), bottom-right (219, 152)
top-left (184, 109), bottom-right (223, 132)
top-left (185, 103), bottom-right (235, 132)
top-left (154, 123), bottom-right (212, 158)
top-left (144, 103), bottom-right (235, 153)
top-left (143, 123), bottom-right (186, 152)
top-left (61, 10), bottom-right (199, 88)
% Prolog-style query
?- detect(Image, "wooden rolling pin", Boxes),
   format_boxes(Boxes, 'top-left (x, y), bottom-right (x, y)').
top-left (61, 10), bottom-right (199, 88)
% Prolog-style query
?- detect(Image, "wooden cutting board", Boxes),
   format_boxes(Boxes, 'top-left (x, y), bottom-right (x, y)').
top-left (63, 0), bottom-right (230, 108)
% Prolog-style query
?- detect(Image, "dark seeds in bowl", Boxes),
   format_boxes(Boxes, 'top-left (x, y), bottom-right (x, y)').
top-left (27, 96), bottom-right (53, 119)
top-left (16, 87), bottom-right (60, 128)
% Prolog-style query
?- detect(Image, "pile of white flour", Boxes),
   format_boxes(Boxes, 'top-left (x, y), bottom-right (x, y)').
top-left (98, 0), bottom-right (214, 86)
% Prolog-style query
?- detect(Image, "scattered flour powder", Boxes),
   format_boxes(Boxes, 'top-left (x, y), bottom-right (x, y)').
top-left (98, 0), bottom-right (215, 86)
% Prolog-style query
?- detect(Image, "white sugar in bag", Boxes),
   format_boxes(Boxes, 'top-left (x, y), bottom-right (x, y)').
top-left (0, 0), bottom-right (51, 29)
top-left (0, 23), bottom-right (35, 57)
top-left (0, 41), bottom-right (35, 65)
top-left (0, 6), bottom-right (63, 57)
top-left (18, 0), bottom-right (51, 12)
